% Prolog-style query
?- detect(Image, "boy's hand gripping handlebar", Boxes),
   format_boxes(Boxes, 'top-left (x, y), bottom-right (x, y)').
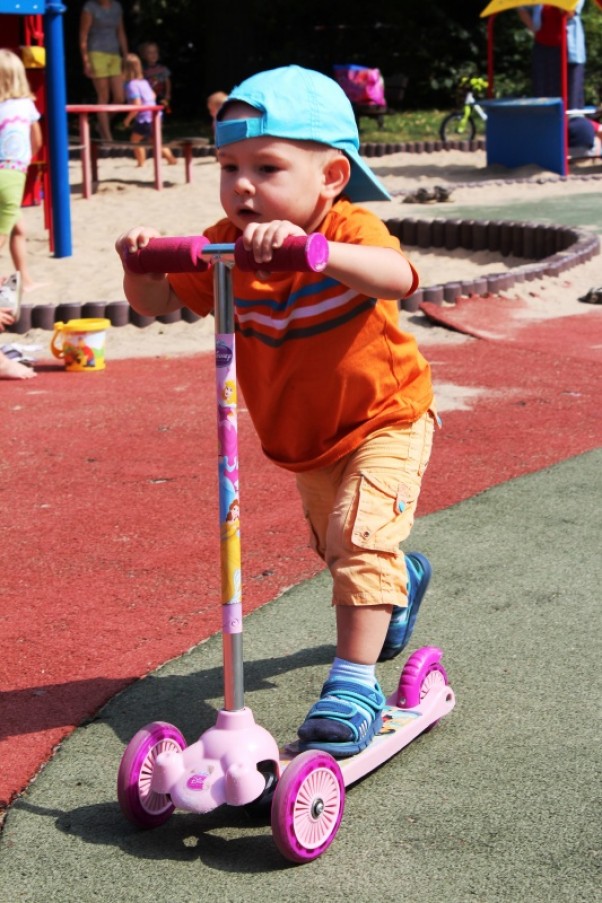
top-left (122, 233), bottom-right (329, 274)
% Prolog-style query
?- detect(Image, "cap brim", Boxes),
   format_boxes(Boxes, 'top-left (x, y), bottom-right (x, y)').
top-left (345, 148), bottom-right (391, 202)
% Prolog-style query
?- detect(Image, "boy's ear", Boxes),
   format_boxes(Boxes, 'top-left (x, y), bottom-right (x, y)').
top-left (322, 153), bottom-right (351, 198)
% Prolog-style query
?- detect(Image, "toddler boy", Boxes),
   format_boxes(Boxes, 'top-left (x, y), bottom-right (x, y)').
top-left (116, 65), bottom-right (437, 757)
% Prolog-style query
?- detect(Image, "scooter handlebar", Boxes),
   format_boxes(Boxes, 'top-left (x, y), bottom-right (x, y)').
top-left (123, 236), bottom-right (211, 274)
top-left (234, 233), bottom-right (329, 272)
top-left (122, 233), bottom-right (329, 274)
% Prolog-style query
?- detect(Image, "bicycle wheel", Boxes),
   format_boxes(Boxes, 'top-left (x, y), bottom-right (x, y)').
top-left (439, 112), bottom-right (476, 142)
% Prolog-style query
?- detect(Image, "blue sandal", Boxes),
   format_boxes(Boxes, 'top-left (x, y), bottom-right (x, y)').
top-left (378, 552), bottom-right (432, 662)
top-left (297, 678), bottom-right (386, 758)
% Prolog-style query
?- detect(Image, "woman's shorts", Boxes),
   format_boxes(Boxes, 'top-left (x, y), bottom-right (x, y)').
top-left (295, 411), bottom-right (437, 608)
top-left (0, 169), bottom-right (26, 236)
top-left (89, 51), bottom-right (122, 79)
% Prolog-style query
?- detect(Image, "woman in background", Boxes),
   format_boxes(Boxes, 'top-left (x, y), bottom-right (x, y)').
top-left (79, 0), bottom-right (129, 140)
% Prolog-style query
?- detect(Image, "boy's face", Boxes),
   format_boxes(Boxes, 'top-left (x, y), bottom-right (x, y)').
top-left (217, 103), bottom-right (339, 234)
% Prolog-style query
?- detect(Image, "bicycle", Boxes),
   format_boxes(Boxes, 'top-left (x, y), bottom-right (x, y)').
top-left (439, 76), bottom-right (489, 142)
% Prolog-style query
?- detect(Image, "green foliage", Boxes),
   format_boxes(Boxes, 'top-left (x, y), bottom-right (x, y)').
top-left (583, 4), bottom-right (602, 105)
top-left (163, 109), bottom-right (449, 145)
top-left (65, 1), bottom-right (602, 118)
top-left (116, 0), bottom-right (495, 112)
top-left (354, 110), bottom-right (447, 143)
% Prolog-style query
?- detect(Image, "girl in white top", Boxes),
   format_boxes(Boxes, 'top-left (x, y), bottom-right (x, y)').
top-left (0, 49), bottom-right (42, 380)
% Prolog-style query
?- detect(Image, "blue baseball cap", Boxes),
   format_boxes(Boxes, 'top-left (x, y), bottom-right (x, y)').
top-left (215, 65), bottom-right (391, 203)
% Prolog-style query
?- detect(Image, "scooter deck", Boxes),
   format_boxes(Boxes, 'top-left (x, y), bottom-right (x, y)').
top-left (279, 681), bottom-right (455, 788)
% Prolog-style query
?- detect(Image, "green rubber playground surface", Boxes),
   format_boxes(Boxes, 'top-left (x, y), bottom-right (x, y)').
top-left (449, 192), bottom-right (602, 235)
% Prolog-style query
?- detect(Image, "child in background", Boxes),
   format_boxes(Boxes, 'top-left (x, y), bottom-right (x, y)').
top-left (0, 49), bottom-right (42, 378)
top-left (567, 115), bottom-right (602, 157)
top-left (79, 0), bottom-right (129, 141)
top-left (206, 91), bottom-right (228, 134)
top-left (140, 41), bottom-right (172, 112)
top-left (122, 53), bottom-right (176, 167)
top-left (116, 66), bottom-right (436, 759)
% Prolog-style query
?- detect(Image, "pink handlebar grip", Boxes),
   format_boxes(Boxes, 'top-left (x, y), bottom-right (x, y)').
top-left (234, 233), bottom-right (329, 273)
top-left (123, 236), bottom-right (210, 274)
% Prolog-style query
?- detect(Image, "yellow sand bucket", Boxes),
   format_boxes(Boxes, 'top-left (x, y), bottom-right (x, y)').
top-left (50, 318), bottom-right (110, 372)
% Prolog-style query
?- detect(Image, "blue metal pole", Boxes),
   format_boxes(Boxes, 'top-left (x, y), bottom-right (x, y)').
top-left (44, 0), bottom-right (72, 257)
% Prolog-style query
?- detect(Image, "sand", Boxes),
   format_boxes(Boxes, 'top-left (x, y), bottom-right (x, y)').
top-left (4, 146), bottom-right (601, 365)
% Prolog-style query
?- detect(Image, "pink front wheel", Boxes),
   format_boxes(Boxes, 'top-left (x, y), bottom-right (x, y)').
top-left (117, 721), bottom-right (187, 828)
top-left (271, 750), bottom-right (345, 863)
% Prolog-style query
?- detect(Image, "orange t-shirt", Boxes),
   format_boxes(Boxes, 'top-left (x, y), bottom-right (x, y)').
top-left (168, 199), bottom-right (432, 472)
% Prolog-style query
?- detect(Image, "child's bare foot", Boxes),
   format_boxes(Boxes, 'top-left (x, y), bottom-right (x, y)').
top-left (22, 281), bottom-right (49, 295)
top-left (0, 353), bottom-right (36, 379)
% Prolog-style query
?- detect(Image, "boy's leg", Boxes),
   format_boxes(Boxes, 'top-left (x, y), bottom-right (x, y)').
top-left (378, 551), bottom-right (432, 662)
top-left (296, 414), bottom-right (435, 756)
top-left (295, 461), bottom-right (388, 756)
top-left (335, 603), bottom-right (392, 664)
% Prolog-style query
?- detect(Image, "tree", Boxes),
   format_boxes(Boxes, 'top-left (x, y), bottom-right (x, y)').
top-left (64, 1), bottom-right (600, 116)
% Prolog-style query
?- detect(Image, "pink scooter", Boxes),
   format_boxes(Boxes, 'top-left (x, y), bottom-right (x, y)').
top-left (116, 235), bottom-right (456, 863)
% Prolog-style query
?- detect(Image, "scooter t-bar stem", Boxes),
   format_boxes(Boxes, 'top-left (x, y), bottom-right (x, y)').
top-left (121, 232), bottom-right (329, 713)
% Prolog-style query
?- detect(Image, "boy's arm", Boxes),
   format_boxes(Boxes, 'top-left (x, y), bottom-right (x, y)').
top-left (115, 228), bottom-right (183, 316)
top-left (324, 242), bottom-right (416, 300)
top-left (240, 221), bottom-right (416, 300)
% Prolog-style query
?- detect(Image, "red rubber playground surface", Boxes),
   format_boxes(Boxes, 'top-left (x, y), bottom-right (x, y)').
top-left (2, 303), bottom-right (602, 820)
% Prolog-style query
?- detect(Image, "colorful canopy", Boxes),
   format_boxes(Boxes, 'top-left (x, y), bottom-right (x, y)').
top-left (480, 0), bottom-right (580, 16)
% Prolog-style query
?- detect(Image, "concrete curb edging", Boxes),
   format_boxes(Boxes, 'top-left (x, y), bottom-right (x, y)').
top-left (361, 138), bottom-right (486, 156)
top-left (383, 217), bottom-right (601, 312)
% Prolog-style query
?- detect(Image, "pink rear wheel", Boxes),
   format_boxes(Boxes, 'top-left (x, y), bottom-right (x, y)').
top-left (397, 645), bottom-right (448, 710)
top-left (117, 721), bottom-right (186, 828)
top-left (271, 750), bottom-right (345, 863)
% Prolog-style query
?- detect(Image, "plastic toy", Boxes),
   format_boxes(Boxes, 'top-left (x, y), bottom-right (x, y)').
top-left (116, 234), bottom-right (456, 863)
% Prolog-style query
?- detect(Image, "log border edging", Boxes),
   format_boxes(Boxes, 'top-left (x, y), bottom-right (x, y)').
top-left (7, 217), bottom-right (600, 332)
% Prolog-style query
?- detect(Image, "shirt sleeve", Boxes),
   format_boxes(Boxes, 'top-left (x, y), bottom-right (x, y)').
top-left (29, 99), bottom-right (41, 123)
top-left (327, 202), bottom-right (419, 297)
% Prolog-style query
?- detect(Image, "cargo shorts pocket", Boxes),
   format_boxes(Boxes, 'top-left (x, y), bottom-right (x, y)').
top-left (348, 473), bottom-right (415, 554)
